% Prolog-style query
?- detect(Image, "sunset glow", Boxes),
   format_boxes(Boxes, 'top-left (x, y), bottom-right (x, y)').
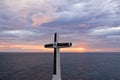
top-left (0, 45), bottom-right (4, 48)
top-left (78, 48), bottom-right (85, 52)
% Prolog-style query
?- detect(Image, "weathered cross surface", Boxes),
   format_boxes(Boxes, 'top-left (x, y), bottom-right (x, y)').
top-left (44, 33), bottom-right (72, 80)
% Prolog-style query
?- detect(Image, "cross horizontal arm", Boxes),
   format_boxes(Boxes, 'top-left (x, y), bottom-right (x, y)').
top-left (44, 43), bottom-right (54, 48)
top-left (44, 43), bottom-right (72, 48)
top-left (57, 43), bottom-right (72, 48)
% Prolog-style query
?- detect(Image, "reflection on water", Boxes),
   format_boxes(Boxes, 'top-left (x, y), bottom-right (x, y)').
top-left (0, 52), bottom-right (120, 80)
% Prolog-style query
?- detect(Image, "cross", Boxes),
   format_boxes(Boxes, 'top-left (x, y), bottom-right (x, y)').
top-left (44, 33), bottom-right (72, 80)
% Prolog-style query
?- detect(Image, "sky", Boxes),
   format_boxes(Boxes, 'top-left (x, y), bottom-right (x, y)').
top-left (0, 0), bottom-right (120, 52)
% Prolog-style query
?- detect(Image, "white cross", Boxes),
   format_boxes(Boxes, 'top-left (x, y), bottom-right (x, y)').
top-left (44, 33), bottom-right (72, 80)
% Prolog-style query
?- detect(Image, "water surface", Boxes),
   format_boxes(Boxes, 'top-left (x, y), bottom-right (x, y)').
top-left (0, 52), bottom-right (120, 80)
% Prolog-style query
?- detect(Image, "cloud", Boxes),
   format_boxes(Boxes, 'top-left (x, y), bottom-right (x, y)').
top-left (55, 0), bottom-right (119, 27)
top-left (1, 30), bottom-right (34, 36)
top-left (106, 35), bottom-right (120, 44)
top-left (1, 0), bottom-right (120, 28)
top-left (106, 35), bottom-right (120, 39)
top-left (1, 0), bottom-right (60, 27)
top-left (0, 29), bottom-right (35, 43)
top-left (32, 10), bottom-right (59, 26)
top-left (90, 26), bottom-right (120, 36)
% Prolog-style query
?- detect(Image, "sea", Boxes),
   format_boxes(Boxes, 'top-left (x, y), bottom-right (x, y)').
top-left (0, 52), bottom-right (120, 80)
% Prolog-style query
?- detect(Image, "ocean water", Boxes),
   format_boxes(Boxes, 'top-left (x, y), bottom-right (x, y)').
top-left (0, 52), bottom-right (120, 80)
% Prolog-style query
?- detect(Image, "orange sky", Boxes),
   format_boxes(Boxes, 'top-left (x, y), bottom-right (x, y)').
top-left (0, 44), bottom-right (86, 52)
top-left (0, 44), bottom-right (119, 52)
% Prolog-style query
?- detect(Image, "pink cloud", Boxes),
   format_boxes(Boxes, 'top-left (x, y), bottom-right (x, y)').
top-left (32, 14), bottom-right (59, 26)
top-left (31, 6), bottom-right (59, 26)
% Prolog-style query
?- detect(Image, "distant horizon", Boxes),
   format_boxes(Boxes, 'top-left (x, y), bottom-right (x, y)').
top-left (0, 51), bottom-right (120, 53)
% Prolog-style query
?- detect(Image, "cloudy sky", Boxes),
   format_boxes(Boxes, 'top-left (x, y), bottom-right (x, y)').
top-left (0, 0), bottom-right (120, 52)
